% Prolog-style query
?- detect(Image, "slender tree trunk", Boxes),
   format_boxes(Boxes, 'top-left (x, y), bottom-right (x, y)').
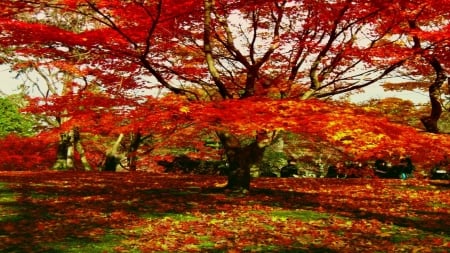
top-left (127, 131), bottom-right (142, 171)
top-left (75, 141), bottom-right (92, 171)
top-left (203, 0), bottom-right (231, 99)
top-left (66, 129), bottom-right (76, 169)
top-left (421, 57), bottom-right (447, 133)
top-left (53, 133), bottom-right (70, 170)
top-left (103, 133), bottom-right (124, 172)
top-left (408, 21), bottom-right (447, 133)
top-left (217, 131), bottom-right (273, 191)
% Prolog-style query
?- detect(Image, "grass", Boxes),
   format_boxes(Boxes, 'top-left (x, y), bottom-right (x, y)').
top-left (270, 209), bottom-right (330, 221)
top-left (0, 171), bottom-right (448, 252)
top-left (40, 232), bottom-right (132, 253)
top-left (139, 212), bottom-right (199, 221)
top-left (0, 182), bottom-right (23, 223)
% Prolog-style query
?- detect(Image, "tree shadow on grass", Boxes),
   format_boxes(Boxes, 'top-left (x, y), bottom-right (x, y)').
top-left (0, 172), bottom-right (211, 252)
top-left (250, 178), bottom-right (450, 235)
top-left (0, 172), bottom-right (448, 252)
top-left (0, 172), bottom-right (341, 252)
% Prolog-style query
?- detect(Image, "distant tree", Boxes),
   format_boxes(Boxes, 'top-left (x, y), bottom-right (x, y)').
top-left (0, 95), bottom-right (35, 137)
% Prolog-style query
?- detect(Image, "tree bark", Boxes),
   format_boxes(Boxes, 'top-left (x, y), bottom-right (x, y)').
top-left (53, 133), bottom-right (70, 170)
top-left (103, 133), bottom-right (124, 172)
top-left (53, 127), bottom-right (92, 171)
top-left (421, 57), bottom-right (446, 133)
top-left (407, 21), bottom-right (447, 133)
top-left (127, 131), bottom-right (142, 171)
top-left (203, 0), bottom-right (231, 99)
top-left (75, 141), bottom-right (92, 171)
top-left (66, 129), bottom-right (76, 169)
top-left (217, 131), bottom-right (273, 191)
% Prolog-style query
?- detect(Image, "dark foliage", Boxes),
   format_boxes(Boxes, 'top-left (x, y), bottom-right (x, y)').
top-left (280, 164), bottom-right (298, 178)
top-left (158, 155), bottom-right (226, 175)
top-left (374, 157), bottom-right (415, 179)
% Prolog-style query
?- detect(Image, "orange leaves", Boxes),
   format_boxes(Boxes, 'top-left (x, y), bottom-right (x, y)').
top-left (185, 97), bottom-right (450, 165)
top-left (187, 97), bottom-right (324, 135)
top-left (2, 0), bottom-right (450, 178)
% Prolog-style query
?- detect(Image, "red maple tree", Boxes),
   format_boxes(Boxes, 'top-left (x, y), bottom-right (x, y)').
top-left (0, 0), bottom-right (450, 190)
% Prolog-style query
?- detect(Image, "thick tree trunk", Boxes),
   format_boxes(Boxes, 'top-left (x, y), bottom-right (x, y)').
top-left (103, 134), bottom-right (124, 172)
top-left (421, 58), bottom-right (447, 133)
top-left (217, 131), bottom-right (273, 191)
top-left (53, 128), bottom-right (92, 171)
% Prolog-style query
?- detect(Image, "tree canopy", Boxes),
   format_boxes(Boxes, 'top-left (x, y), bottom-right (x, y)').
top-left (1, 0), bottom-right (448, 101)
top-left (0, 0), bottom-right (450, 186)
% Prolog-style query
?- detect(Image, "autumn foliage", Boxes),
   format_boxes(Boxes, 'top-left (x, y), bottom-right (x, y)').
top-left (2, 2), bottom-right (450, 252)
top-left (0, 1), bottom-right (450, 180)
top-left (0, 134), bottom-right (55, 171)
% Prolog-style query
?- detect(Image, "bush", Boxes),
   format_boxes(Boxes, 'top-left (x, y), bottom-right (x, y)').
top-left (0, 134), bottom-right (54, 170)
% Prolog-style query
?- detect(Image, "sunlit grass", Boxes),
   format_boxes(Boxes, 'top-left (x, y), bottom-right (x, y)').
top-left (270, 209), bottom-right (330, 221)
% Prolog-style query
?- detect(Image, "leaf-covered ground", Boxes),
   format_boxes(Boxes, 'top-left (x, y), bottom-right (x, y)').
top-left (0, 172), bottom-right (448, 253)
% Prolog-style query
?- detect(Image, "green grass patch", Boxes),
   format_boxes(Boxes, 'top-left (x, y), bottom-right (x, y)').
top-left (428, 201), bottom-right (450, 208)
top-left (41, 231), bottom-right (137, 253)
top-left (197, 236), bottom-right (216, 250)
top-left (270, 209), bottom-right (330, 222)
top-left (29, 191), bottom-right (60, 199)
top-left (381, 225), bottom-right (417, 243)
top-left (0, 182), bottom-right (23, 222)
top-left (381, 224), bottom-right (449, 245)
top-left (139, 212), bottom-right (198, 221)
top-left (0, 182), bottom-right (17, 204)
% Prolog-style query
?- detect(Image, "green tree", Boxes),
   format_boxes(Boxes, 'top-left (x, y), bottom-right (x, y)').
top-left (0, 95), bottom-right (35, 137)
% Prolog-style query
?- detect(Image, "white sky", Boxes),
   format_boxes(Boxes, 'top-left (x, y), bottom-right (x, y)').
top-left (0, 68), bottom-right (22, 95)
top-left (345, 83), bottom-right (429, 105)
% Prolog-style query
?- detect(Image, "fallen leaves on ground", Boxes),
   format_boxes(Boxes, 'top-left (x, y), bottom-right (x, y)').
top-left (0, 171), bottom-right (448, 252)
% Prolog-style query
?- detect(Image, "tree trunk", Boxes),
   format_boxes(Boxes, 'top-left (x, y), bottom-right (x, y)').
top-left (127, 131), bottom-right (142, 171)
top-left (217, 131), bottom-right (273, 191)
top-left (53, 127), bottom-right (92, 170)
top-left (421, 57), bottom-right (446, 133)
top-left (103, 134), bottom-right (124, 172)
top-left (203, 0), bottom-right (231, 99)
top-left (53, 127), bottom-right (92, 171)
top-left (75, 141), bottom-right (92, 171)
top-left (53, 133), bottom-right (70, 170)
top-left (408, 21), bottom-right (447, 133)
top-left (66, 129), bottom-right (76, 169)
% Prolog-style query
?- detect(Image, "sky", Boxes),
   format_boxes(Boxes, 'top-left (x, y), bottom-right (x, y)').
top-left (344, 83), bottom-right (429, 105)
top-left (0, 66), bottom-right (430, 105)
top-left (0, 67), bottom-right (23, 95)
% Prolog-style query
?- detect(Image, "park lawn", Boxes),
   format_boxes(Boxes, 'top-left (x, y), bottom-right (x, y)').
top-left (0, 171), bottom-right (448, 252)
